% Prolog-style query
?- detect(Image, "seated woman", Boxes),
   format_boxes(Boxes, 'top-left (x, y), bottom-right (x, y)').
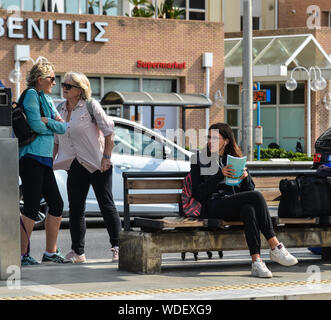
top-left (190, 122), bottom-right (298, 278)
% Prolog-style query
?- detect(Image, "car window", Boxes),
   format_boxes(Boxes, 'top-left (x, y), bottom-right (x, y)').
top-left (113, 125), bottom-right (139, 155)
top-left (113, 123), bottom-right (163, 159)
top-left (165, 142), bottom-right (189, 161)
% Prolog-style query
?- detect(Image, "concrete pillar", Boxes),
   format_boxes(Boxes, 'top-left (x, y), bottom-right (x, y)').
top-left (0, 138), bottom-right (20, 280)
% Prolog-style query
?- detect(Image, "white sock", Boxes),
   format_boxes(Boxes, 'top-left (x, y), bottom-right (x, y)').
top-left (44, 251), bottom-right (56, 257)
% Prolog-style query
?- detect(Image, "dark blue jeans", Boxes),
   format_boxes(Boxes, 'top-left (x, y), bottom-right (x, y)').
top-left (67, 159), bottom-right (121, 255)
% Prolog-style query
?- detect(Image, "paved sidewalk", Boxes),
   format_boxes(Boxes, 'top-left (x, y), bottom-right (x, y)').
top-left (0, 249), bottom-right (331, 300)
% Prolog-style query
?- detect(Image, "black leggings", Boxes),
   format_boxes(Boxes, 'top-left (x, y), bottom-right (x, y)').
top-left (19, 157), bottom-right (63, 220)
top-left (206, 191), bottom-right (275, 255)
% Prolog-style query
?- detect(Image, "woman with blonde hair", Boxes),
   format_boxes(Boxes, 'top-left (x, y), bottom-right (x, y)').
top-left (19, 58), bottom-right (68, 265)
top-left (53, 72), bottom-right (121, 263)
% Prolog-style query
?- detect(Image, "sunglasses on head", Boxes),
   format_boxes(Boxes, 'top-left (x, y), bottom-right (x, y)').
top-left (61, 82), bottom-right (80, 90)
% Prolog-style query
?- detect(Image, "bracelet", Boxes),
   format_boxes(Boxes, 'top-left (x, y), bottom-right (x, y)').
top-left (103, 154), bottom-right (111, 160)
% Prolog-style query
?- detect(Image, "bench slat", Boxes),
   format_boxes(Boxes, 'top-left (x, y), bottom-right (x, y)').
top-left (278, 218), bottom-right (318, 224)
top-left (128, 193), bottom-right (181, 204)
top-left (257, 188), bottom-right (281, 201)
top-left (134, 217), bottom-right (205, 229)
top-left (128, 180), bottom-right (183, 190)
top-left (253, 176), bottom-right (296, 188)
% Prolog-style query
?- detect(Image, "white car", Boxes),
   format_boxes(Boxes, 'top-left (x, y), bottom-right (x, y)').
top-left (20, 117), bottom-right (192, 227)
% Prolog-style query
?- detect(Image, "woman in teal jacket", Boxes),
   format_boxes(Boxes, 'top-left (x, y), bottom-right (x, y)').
top-left (19, 59), bottom-right (68, 266)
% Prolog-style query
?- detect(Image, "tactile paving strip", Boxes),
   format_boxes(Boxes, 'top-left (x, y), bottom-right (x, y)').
top-left (1, 279), bottom-right (330, 300)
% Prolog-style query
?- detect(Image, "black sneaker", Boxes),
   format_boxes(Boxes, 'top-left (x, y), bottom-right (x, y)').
top-left (42, 249), bottom-right (72, 264)
top-left (21, 254), bottom-right (40, 266)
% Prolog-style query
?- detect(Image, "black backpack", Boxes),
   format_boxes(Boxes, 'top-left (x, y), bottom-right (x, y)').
top-left (278, 174), bottom-right (331, 218)
top-left (12, 88), bottom-right (44, 147)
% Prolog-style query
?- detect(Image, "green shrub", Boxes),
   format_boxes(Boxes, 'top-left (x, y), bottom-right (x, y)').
top-left (254, 148), bottom-right (313, 161)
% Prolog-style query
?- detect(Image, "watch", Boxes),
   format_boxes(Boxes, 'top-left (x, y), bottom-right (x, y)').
top-left (103, 154), bottom-right (111, 159)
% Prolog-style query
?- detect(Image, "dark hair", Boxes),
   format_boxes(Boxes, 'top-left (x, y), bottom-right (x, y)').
top-left (208, 122), bottom-right (242, 157)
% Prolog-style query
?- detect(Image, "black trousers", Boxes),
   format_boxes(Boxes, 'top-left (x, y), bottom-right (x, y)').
top-left (206, 191), bottom-right (275, 255)
top-left (67, 159), bottom-right (121, 255)
top-left (19, 157), bottom-right (63, 220)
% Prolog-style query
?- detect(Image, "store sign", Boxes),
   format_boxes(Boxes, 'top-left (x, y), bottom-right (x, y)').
top-left (0, 17), bottom-right (108, 42)
top-left (137, 60), bottom-right (186, 70)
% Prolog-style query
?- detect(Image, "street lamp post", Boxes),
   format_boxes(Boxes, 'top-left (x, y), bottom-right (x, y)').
top-left (242, 0), bottom-right (253, 161)
top-left (285, 66), bottom-right (327, 157)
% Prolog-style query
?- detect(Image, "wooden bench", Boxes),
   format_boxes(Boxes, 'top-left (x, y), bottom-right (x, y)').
top-left (119, 170), bottom-right (331, 274)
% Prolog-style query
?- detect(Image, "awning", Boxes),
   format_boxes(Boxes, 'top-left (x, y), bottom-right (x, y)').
top-left (100, 91), bottom-right (212, 130)
top-left (225, 34), bottom-right (331, 81)
top-left (100, 91), bottom-right (212, 107)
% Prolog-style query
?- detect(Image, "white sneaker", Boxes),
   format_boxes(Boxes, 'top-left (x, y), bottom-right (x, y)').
top-left (111, 246), bottom-right (119, 262)
top-left (270, 243), bottom-right (298, 266)
top-left (251, 258), bottom-right (273, 278)
top-left (65, 250), bottom-right (86, 263)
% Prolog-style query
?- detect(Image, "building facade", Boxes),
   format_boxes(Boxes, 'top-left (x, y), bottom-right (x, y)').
top-left (278, 0), bottom-right (331, 29)
top-left (0, 9), bottom-right (224, 144)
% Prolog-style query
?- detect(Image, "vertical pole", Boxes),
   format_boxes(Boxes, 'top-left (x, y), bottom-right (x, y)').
top-left (99, 0), bottom-right (103, 15)
top-left (242, 0), bottom-right (254, 160)
top-left (307, 79), bottom-right (311, 157)
top-left (205, 66), bottom-right (210, 131)
top-left (15, 61), bottom-right (20, 102)
top-left (151, 106), bottom-right (155, 129)
top-left (123, 174), bottom-right (130, 231)
top-left (257, 82), bottom-right (261, 160)
top-left (154, 0), bottom-right (158, 18)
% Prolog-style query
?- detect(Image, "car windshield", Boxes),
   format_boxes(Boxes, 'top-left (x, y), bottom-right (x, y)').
top-left (113, 122), bottom-right (188, 161)
top-left (113, 123), bottom-right (164, 159)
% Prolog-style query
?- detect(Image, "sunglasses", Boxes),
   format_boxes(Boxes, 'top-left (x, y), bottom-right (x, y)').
top-left (61, 82), bottom-right (80, 90)
top-left (46, 76), bottom-right (56, 83)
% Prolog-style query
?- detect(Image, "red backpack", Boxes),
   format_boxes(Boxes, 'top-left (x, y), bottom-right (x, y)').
top-left (181, 173), bottom-right (202, 218)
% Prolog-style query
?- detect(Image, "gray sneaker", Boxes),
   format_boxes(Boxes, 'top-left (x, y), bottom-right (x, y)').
top-left (251, 258), bottom-right (273, 278)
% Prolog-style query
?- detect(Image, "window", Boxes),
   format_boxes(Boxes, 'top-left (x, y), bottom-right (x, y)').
top-left (0, 0), bottom-right (20, 10)
top-left (104, 78), bottom-right (139, 93)
top-left (279, 83), bottom-right (305, 105)
top-left (252, 83), bottom-right (305, 151)
top-left (88, 77), bottom-right (101, 99)
top-left (87, 0), bottom-right (118, 15)
top-left (226, 84), bottom-right (239, 105)
top-left (142, 79), bottom-right (176, 93)
top-left (240, 16), bottom-right (260, 31)
top-left (113, 124), bottom-right (138, 156)
top-left (65, 0), bottom-right (85, 14)
top-left (174, 0), bottom-right (206, 20)
top-left (23, 0), bottom-right (42, 11)
top-left (225, 83), bottom-right (240, 144)
top-left (113, 124), bottom-right (164, 159)
top-left (12, 0), bottom-right (118, 15)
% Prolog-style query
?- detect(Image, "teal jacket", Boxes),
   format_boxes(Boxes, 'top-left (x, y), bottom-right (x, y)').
top-left (19, 88), bottom-right (67, 159)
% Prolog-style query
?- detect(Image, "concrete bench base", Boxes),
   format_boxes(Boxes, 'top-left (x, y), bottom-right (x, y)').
top-left (119, 227), bottom-right (331, 274)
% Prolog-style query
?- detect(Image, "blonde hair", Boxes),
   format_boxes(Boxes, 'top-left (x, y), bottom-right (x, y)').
top-left (26, 57), bottom-right (54, 88)
top-left (63, 72), bottom-right (92, 100)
